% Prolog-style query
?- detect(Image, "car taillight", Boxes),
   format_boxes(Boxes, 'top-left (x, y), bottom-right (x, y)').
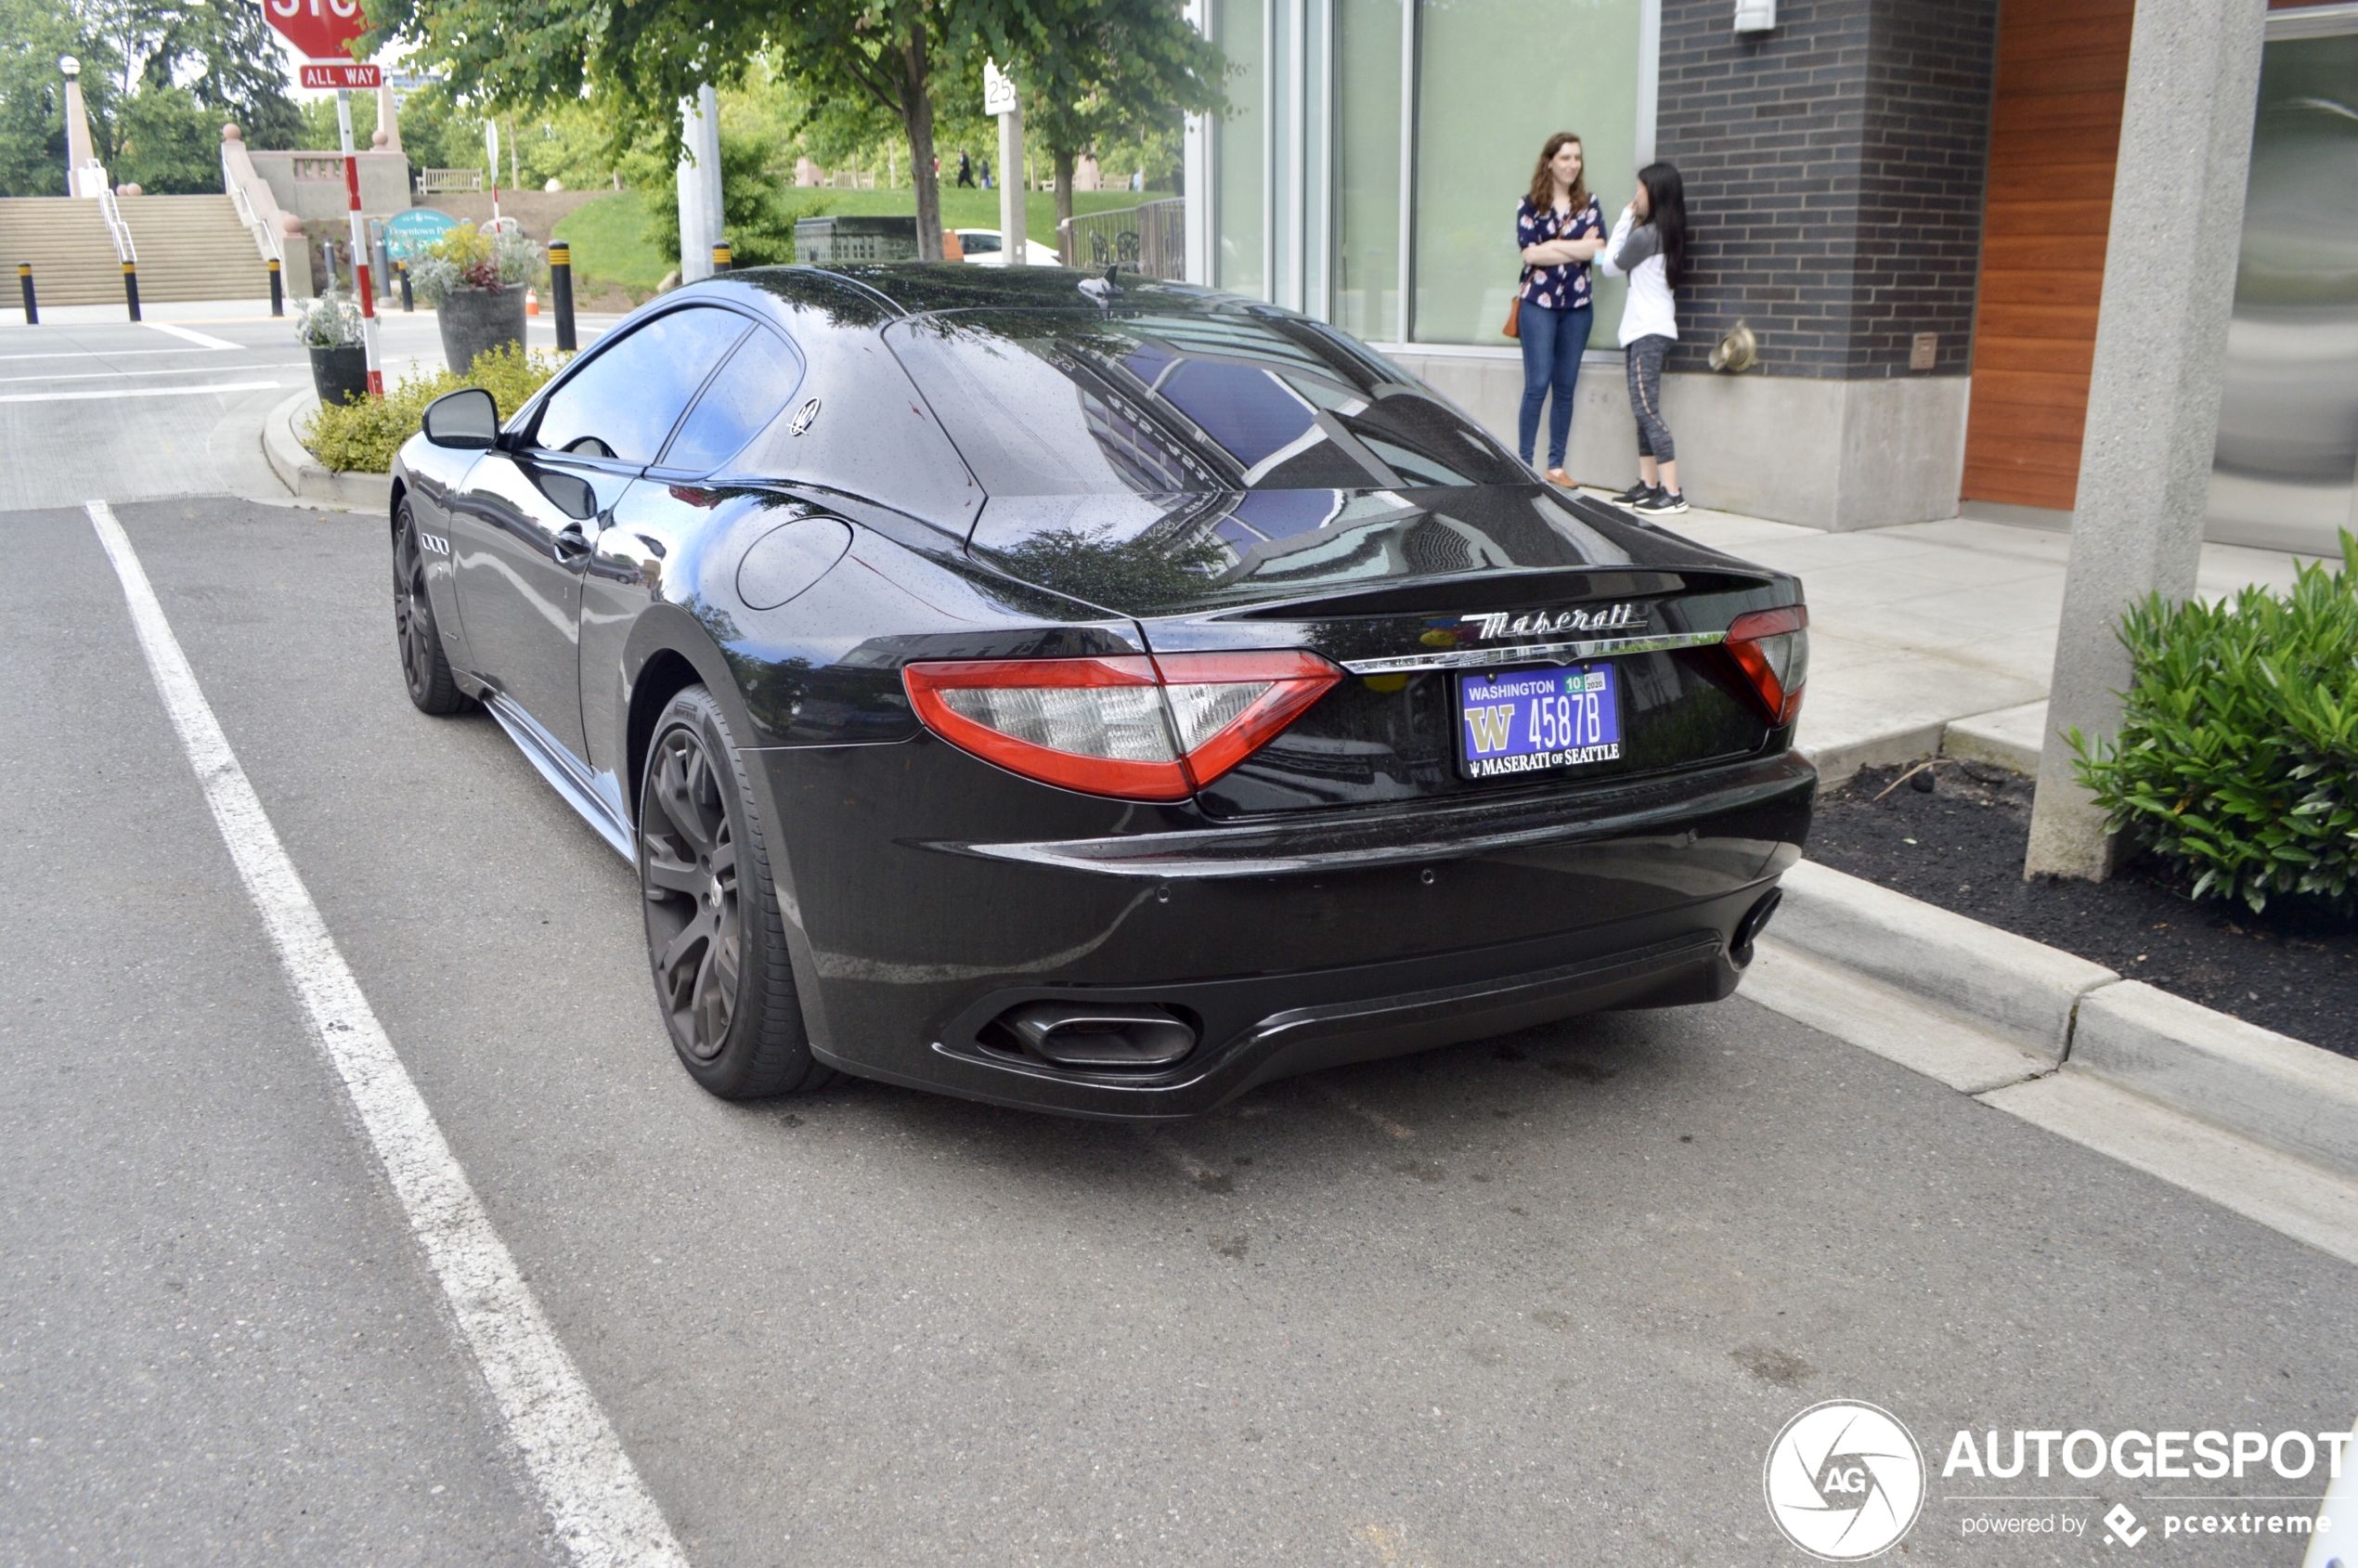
top-left (902, 650), bottom-right (1342, 801)
top-left (1724, 605), bottom-right (1809, 727)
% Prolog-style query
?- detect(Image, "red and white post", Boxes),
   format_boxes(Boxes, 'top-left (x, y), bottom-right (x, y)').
top-left (335, 87), bottom-right (382, 398)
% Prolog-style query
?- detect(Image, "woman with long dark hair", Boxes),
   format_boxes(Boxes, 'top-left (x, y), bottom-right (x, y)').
top-left (1599, 162), bottom-right (1690, 514)
top-left (1512, 133), bottom-right (1607, 486)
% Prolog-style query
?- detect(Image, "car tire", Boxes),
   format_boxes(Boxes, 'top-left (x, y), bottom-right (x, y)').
top-left (394, 502), bottom-right (469, 716)
top-left (638, 685), bottom-right (834, 1099)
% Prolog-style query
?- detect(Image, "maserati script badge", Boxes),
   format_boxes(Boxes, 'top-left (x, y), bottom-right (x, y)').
top-left (1460, 603), bottom-right (1644, 641)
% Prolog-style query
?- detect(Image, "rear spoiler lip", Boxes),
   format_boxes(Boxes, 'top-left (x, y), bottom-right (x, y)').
top-left (1338, 628), bottom-right (1731, 678)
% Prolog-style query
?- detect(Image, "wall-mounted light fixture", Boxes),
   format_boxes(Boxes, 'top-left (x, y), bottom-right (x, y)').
top-left (1734, 0), bottom-right (1776, 34)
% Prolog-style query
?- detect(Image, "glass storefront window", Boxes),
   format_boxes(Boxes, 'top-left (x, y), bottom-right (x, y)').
top-left (1410, 0), bottom-right (1639, 346)
top-left (1215, 0), bottom-right (1265, 297)
top-left (1335, 0), bottom-right (1404, 340)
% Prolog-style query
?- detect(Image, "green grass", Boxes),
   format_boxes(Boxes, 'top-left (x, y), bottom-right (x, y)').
top-left (553, 190), bottom-right (670, 292)
top-left (553, 186), bottom-right (1172, 285)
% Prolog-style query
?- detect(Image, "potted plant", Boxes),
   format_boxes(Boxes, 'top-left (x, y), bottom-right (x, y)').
top-left (295, 286), bottom-right (369, 407)
top-left (408, 221), bottom-right (542, 375)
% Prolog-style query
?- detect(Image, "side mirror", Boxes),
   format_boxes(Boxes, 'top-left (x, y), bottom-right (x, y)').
top-left (421, 387), bottom-right (501, 450)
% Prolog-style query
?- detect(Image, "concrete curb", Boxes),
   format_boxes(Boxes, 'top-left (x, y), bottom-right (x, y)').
top-left (263, 390), bottom-right (393, 512)
top-left (2071, 980), bottom-right (2358, 1183)
top-left (1772, 859), bottom-right (2118, 1059)
top-left (1760, 857), bottom-right (2358, 1206)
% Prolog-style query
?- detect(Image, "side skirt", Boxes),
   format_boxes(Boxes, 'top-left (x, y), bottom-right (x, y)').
top-left (481, 690), bottom-right (635, 862)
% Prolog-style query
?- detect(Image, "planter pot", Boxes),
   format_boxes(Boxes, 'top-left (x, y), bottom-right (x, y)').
top-left (435, 285), bottom-right (527, 376)
top-left (308, 343), bottom-right (369, 408)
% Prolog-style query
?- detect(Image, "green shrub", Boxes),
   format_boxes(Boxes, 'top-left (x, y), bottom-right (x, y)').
top-left (301, 344), bottom-right (566, 474)
top-left (2071, 530), bottom-right (2358, 915)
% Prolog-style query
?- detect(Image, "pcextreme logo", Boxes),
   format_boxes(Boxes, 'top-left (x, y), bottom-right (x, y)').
top-left (1763, 1401), bottom-right (1927, 1561)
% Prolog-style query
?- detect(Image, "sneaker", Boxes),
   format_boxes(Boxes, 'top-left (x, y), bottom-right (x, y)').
top-left (1633, 488), bottom-right (1689, 516)
top-left (1611, 481), bottom-right (1656, 506)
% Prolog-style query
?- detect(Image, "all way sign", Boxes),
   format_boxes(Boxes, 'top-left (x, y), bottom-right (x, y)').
top-left (300, 62), bottom-right (381, 88)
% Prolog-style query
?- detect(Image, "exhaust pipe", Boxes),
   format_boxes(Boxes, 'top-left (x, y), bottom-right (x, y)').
top-left (1730, 888), bottom-right (1783, 967)
top-left (1000, 1002), bottom-right (1197, 1070)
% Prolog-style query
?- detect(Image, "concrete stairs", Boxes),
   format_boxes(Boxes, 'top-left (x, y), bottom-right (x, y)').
top-left (119, 196), bottom-right (270, 303)
top-left (0, 194), bottom-right (270, 308)
top-left (0, 197), bottom-right (123, 306)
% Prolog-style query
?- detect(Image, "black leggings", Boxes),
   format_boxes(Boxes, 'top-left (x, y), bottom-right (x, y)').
top-left (1625, 333), bottom-right (1675, 465)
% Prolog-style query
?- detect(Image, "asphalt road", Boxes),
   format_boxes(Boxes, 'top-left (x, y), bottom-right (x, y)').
top-left (0, 310), bottom-right (599, 514)
top-left (1, 336), bottom-right (2353, 1565)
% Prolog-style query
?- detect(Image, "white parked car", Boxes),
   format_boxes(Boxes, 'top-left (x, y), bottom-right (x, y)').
top-left (953, 229), bottom-right (1061, 266)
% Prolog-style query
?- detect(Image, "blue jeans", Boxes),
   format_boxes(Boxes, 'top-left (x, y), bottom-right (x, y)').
top-left (1517, 302), bottom-right (1592, 469)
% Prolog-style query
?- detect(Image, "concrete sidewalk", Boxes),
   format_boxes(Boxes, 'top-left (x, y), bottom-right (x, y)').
top-left (1651, 500), bottom-right (2328, 784)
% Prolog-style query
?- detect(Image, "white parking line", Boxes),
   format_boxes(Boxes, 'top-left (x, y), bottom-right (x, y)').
top-left (0, 362), bottom-right (303, 386)
top-left (0, 345), bottom-right (221, 362)
top-left (0, 381), bottom-right (281, 404)
top-left (84, 499), bottom-right (690, 1568)
top-left (143, 320), bottom-right (242, 350)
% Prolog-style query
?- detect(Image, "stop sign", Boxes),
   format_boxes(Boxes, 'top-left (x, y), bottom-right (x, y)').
top-left (262, 0), bottom-right (369, 63)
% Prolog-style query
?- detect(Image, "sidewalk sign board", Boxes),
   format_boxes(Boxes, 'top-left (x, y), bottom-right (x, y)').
top-left (384, 209), bottom-right (456, 261)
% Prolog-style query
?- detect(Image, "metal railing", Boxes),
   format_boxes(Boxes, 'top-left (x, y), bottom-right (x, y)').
top-left (1057, 198), bottom-right (1184, 279)
top-left (418, 168), bottom-right (484, 194)
top-left (224, 161), bottom-right (282, 264)
top-left (95, 186), bottom-right (136, 264)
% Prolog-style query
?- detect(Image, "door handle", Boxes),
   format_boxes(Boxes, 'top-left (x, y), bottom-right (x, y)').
top-left (553, 525), bottom-right (592, 560)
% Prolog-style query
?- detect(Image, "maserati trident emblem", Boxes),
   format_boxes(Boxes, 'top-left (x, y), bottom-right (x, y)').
top-left (788, 397), bottom-right (822, 436)
top-left (1461, 603), bottom-right (1644, 641)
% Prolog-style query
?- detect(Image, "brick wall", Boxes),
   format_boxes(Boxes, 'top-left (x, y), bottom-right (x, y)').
top-left (1653, 0), bottom-right (1998, 379)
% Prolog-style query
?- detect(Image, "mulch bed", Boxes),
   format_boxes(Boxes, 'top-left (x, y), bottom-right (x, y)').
top-left (1805, 760), bottom-right (2358, 1059)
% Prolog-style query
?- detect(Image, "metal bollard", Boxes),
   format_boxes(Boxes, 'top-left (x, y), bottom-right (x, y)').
top-left (397, 260), bottom-right (413, 313)
top-left (17, 262), bottom-right (34, 325)
top-left (711, 240), bottom-right (732, 275)
top-left (122, 260), bottom-right (141, 321)
top-left (267, 256), bottom-right (283, 317)
top-left (548, 240), bottom-right (576, 352)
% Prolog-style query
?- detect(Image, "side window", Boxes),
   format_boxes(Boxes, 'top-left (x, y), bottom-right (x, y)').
top-left (532, 306), bottom-right (751, 464)
top-left (655, 327), bottom-right (804, 474)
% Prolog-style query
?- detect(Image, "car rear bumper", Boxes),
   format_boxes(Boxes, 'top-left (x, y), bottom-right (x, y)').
top-left (753, 741), bottom-right (1814, 1119)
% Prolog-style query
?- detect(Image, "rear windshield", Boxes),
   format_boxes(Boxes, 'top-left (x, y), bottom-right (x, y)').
top-left (883, 305), bottom-right (1531, 499)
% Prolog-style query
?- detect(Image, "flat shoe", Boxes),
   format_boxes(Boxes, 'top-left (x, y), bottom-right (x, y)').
top-left (1544, 468), bottom-right (1574, 487)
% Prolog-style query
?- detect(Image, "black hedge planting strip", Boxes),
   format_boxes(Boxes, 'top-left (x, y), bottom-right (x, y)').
top-left (1807, 761), bottom-right (2358, 1060)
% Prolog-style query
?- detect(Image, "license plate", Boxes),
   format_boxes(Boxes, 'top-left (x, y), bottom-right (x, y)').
top-left (1456, 664), bottom-right (1623, 780)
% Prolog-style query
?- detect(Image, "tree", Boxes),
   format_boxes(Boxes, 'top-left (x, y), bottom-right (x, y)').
top-left (112, 0), bottom-right (302, 150)
top-left (114, 81), bottom-right (221, 191)
top-left (368, 0), bottom-right (1091, 262)
top-left (0, 0), bottom-right (120, 196)
top-left (1005, 0), bottom-right (1223, 240)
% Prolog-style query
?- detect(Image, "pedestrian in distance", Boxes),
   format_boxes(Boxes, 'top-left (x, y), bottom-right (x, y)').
top-left (1599, 162), bottom-right (1690, 515)
top-left (1510, 133), bottom-right (1607, 488)
top-left (956, 150), bottom-right (977, 188)
top-left (980, 156), bottom-right (993, 190)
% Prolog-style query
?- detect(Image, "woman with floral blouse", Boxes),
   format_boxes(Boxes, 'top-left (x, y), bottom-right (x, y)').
top-left (1514, 133), bottom-right (1607, 486)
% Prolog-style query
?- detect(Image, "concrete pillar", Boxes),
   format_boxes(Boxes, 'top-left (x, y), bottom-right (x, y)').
top-left (378, 83), bottom-right (401, 154)
top-left (2024, 0), bottom-right (2267, 881)
top-left (997, 95), bottom-right (1027, 266)
top-left (676, 85), bottom-right (721, 283)
top-left (60, 57), bottom-right (105, 197)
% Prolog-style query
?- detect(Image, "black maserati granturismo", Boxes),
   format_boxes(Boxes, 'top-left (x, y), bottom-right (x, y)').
top-left (389, 264), bottom-right (1813, 1118)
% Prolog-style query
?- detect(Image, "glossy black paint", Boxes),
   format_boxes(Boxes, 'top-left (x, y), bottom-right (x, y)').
top-left (390, 264), bottom-right (1816, 1118)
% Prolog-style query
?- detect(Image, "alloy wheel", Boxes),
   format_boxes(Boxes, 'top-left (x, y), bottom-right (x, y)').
top-left (641, 723), bottom-right (742, 1062)
top-left (394, 523), bottom-right (435, 703)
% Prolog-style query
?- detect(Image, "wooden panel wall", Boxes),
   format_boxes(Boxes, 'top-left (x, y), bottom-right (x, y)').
top-left (1961, 0), bottom-right (2135, 510)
